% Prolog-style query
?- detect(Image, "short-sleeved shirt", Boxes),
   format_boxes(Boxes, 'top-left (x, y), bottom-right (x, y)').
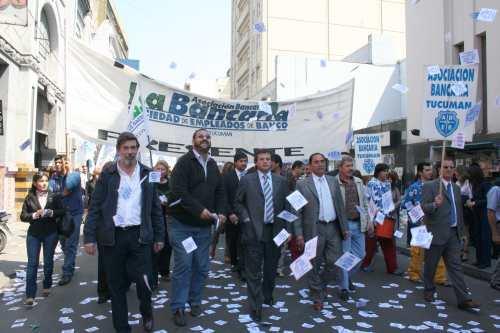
top-left (487, 186), bottom-right (500, 221)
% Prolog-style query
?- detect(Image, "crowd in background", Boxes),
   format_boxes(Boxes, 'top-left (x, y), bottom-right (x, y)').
top-left (18, 130), bottom-right (500, 332)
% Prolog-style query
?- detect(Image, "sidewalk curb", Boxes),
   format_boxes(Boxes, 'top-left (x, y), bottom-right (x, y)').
top-left (398, 246), bottom-right (492, 282)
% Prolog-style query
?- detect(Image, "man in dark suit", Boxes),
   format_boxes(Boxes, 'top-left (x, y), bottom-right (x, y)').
top-left (224, 151), bottom-right (248, 280)
top-left (421, 157), bottom-right (479, 310)
top-left (235, 149), bottom-right (290, 322)
top-left (294, 153), bottom-right (348, 310)
top-left (83, 132), bottom-right (165, 333)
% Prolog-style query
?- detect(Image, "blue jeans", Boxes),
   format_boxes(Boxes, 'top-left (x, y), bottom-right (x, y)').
top-left (26, 232), bottom-right (58, 298)
top-left (340, 220), bottom-right (366, 290)
top-left (60, 213), bottom-right (83, 277)
top-left (168, 216), bottom-right (211, 313)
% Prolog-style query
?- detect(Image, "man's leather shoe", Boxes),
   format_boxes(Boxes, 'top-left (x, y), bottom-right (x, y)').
top-left (173, 309), bottom-right (186, 327)
top-left (142, 316), bottom-right (154, 332)
top-left (250, 309), bottom-right (262, 322)
top-left (312, 301), bottom-right (323, 311)
top-left (423, 290), bottom-right (434, 302)
top-left (190, 304), bottom-right (202, 317)
top-left (58, 275), bottom-right (72, 286)
top-left (458, 300), bottom-right (480, 310)
top-left (340, 289), bottom-right (349, 301)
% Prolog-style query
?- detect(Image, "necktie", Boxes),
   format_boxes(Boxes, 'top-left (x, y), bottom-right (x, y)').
top-left (446, 183), bottom-right (457, 226)
top-left (263, 175), bottom-right (274, 224)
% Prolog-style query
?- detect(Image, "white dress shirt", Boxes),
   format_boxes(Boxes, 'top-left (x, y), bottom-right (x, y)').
top-left (442, 178), bottom-right (457, 227)
top-left (236, 169), bottom-right (246, 181)
top-left (312, 174), bottom-right (337, 222)
top-left (192, 148), bottom-right (211, 177)
top-left (115, 162), bottom-right (143, 227)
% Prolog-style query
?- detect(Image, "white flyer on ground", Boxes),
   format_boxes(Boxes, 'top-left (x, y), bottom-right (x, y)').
top-left (273, 229), bottom-right (290, 247)
top-left (334, 252), bottom-right (362, 272)
top-left (304, 236), bottom-right (318, 260)
top-left (408, 204), bottom-right (425, 223)
top-left (277, 210), bottom-right (298, 223)
top-left (148, 171), bottom-right (161, 183)
top-left (182, 237), bottom-right (197, 254)
top-left (290, 255), bottom-right (313, 280)
top-left (410, 226), bottom-right (433, 249)
top-left (286, 190), bottom-right (308, 211)
top-left (382, 191), bottom-right (395, 214)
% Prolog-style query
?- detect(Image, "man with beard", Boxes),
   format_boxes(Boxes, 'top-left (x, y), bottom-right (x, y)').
top-left (167, 128), bottom-right (227, 327)
top-left (224, 151), bottom-right (248, 281)
top-left (83, 132), bottom-right (165, 333)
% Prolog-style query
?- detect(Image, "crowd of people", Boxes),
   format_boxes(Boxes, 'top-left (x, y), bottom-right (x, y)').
top-left (18, 129), bottom-right (500, 333)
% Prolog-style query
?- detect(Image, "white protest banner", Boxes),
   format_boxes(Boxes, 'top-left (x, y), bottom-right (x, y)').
top-left (422, 65), bottom-right (479, 141)
top-left (127, 82), bottom-right (151, 149)
top-left (354, 134), bottom-right (382, 176)
top-left (67, 39), bottom-right (354, 164)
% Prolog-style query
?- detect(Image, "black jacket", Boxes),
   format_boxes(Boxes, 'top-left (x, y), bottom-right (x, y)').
top-left (83, 162), bottom-right (165, 246)
top-left (20, 191), bottom-right (66, 237)
top-left (167, 150), bottom-right (226, 227)
top-left (223, 169), bottom-right (240, 216)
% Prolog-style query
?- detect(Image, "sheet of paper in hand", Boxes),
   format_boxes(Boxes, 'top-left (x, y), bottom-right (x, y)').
top-left (277, 210), bottom-right (298, 223)
top-left (408, 204), bottom-right (425, 223)
top-left (290, 255), bottom-right (313, 280)
top-left (375, 211), bottom-right (385, 225)
top-left (304, 236), bottom-right (318, 260)
top-left (182, 236), bottom-right (198, 254)
top-left (410, 226), bottom-right (433, 249)
top-left (158, 195), bottom-right (168, 203)
top-left (148, 171), bottom-right (161, 183)
top-left (382, 191), bottom-right (395, 214)
top-left (334, 252), bottom-right (362, 271)
top-left (286, 190), bottom-right (308, 211)
top-left (273, 229), bottom-right (290, 247)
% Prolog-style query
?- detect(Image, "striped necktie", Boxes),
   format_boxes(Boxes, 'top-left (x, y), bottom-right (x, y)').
top-left (263, 174), bottom-right (274, 224)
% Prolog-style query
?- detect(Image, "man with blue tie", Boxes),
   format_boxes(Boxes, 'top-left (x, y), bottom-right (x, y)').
top-left (421, 157), bottom-right (479, 310)
top-left (235, 149), bottom-right (289, 322)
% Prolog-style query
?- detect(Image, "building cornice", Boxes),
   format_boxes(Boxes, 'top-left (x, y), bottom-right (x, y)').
top-left (0, 35), bottom-right (65, 103)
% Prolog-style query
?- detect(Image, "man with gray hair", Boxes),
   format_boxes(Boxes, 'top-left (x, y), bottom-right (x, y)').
top-left (334, 155), bottom-right (372, 301)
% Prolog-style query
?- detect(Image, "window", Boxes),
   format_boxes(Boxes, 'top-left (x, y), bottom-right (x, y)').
top-left (75, 0), bottom-right (90, 38)
top-left (453, 42), bottom-right (464, 65)
top-left (38, 9), bottom-right (51, 61)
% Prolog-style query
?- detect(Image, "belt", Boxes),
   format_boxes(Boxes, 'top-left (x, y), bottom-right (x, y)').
top-left (318, 219), bottom-right (338, 224)
top-left (115, 225), bottom-right (140, 231)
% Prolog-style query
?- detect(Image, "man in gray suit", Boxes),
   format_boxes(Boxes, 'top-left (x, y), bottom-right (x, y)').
top-left (294, 153), bottom-right (348, 311)
top-left (421, 157), bottom-right (479, 310)
top-left (235, 149), bottom-right (290, 322)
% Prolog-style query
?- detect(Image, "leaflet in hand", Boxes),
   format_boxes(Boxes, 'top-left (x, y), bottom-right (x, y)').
top-left (408, 204), bottom-right (425, 223)
top-left (334, 252), bottom-right (362, 271)
top-left (273, 228), bottom-right (290, 247)
top-left (410, 225), bottom-right (433, 249)
top-left (277, 210), bottom-right (298, 223)
top-left (382, 191), bottom-right (395, 214)
top-left (290, 255), bottom-right (313, 280)
top-left (286, 190), bottom-right (308, 211)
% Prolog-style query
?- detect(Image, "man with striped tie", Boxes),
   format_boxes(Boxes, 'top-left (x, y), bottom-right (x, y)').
top-left (235, 149), bottom-right (290, 322)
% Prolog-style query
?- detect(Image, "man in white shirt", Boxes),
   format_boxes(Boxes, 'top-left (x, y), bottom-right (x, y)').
top-left (294, 153), bottom-right (349, 311)
top-left (84, 132), bottom-right (165, 333)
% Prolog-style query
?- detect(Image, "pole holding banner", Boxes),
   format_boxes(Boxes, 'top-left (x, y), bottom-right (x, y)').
top-left (438, 140), bottom-right (446, 195)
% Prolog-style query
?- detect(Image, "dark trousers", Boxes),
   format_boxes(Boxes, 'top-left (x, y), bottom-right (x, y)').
top-left (244, 226), bottom-right (280, 313)
top-left (152, 228), bottom-right (172, 286)
top-left (362, 235), bottom-right (398, 273)
top-left (101, 227), bottom-right (153, 333)
top-left (25, 232), bottom-right (58, 298)
top-left (97, 245), bottom-right (109, 298)
top-left (225, 223), bottom-right (241, 267)
top-left (424, 230), bottom-right (470, 304)
top-left (475, 218), bottom-right (492, 267)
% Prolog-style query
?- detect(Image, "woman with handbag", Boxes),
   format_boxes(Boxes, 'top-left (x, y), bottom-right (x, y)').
top-left (361, 164), bottom-right (403, 275)
top-left (20, 172), bottom-right (66, 306)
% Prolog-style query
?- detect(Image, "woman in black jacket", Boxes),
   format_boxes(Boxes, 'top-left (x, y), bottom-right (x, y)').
top-left (20, 172), bottom-right (65, 306)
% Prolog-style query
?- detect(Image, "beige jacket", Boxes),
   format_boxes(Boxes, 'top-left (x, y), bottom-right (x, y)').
top-left (334, 175), bottom-right (370, 232)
